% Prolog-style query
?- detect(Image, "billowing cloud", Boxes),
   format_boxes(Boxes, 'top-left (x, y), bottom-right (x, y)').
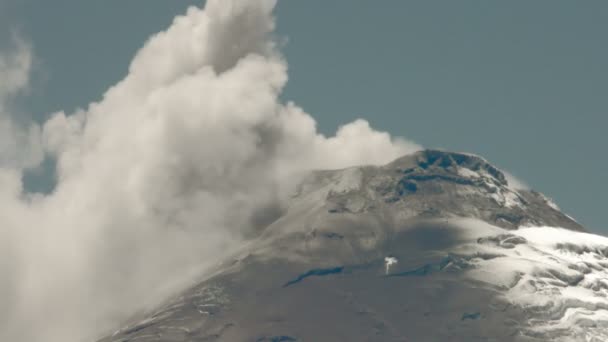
top-left (0, 1), bottom-right (420, 341)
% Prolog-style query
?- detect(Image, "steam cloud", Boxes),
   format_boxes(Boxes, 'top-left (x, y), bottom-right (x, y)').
top-left (0, 1), bottom-right (420, 341)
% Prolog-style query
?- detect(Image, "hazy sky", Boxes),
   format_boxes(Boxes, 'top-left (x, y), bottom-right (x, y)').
top-left (1, 0), bottom-right (606, 232)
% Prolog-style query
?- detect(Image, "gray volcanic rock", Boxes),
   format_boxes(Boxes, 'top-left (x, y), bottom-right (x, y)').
top-left (321, 150), bottom-right (583, 231)
top-left (99, 150), bottom-right (608, 342)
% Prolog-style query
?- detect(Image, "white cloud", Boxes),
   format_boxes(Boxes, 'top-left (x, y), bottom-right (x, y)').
top-left (0, 34), bottom-right (32, 101)
top-left (0, 1), bottom-right (420, 341)
top-left (0, 35), bottom-right (44, 170)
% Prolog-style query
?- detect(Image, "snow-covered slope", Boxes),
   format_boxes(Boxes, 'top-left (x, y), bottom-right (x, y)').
top-left (99, 150), bottom-right (604, 342)
top-left (437, 220), bottom-right (608, 341)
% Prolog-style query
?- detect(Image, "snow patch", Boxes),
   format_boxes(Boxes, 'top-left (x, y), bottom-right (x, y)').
top-left (385, 256), bottom-right (398, 275)
top-left (457, 167), bottom-right (479, 179)
top-left (452, 222), bottom-right (608, 341)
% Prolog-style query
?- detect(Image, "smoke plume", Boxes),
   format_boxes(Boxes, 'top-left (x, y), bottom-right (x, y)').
top-left (0, 1), bottom-right (420, 341)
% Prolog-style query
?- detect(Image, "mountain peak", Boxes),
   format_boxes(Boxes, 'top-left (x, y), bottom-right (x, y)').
top-left (389, 149), bottom-right (508, 186)
top-left (293, 149), bottom-right (583, 232)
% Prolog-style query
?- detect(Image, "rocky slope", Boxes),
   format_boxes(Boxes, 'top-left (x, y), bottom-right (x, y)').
top-left (99, 150), bottom-right (608, 342)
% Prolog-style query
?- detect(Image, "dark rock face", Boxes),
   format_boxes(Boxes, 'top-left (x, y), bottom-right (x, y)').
top-left (99, 150), bottom-right (598, 342)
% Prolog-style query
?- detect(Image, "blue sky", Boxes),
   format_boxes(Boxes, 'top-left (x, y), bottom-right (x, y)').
top-left (1, 0), bottom-right (606, 232)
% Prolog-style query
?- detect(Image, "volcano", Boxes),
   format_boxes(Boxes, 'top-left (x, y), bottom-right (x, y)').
top-left (99, 150), bottom-right (608, 341)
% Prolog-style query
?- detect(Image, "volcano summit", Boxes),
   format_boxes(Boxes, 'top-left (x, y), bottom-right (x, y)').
top-left (100, 151), bottom-right (607, 342)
